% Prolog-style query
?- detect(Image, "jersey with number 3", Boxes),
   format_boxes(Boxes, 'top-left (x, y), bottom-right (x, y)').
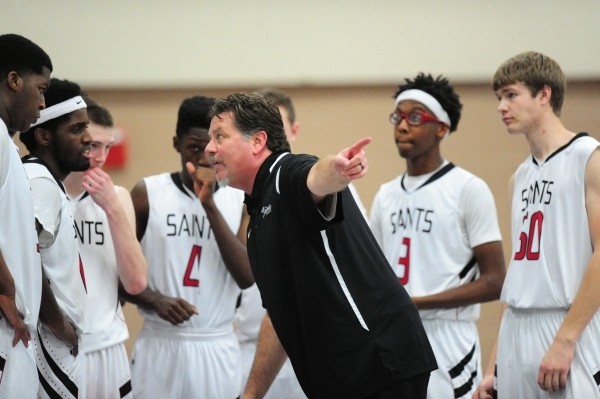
top-left (502, 133), bottom-right (599, 309)
top-left (139, 173), bottom-right (244, 329)
top-left (371, 164), bottom-right (500, 321)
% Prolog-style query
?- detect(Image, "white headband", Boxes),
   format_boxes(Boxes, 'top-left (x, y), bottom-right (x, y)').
top-left (31, 96), bottom-right (87, 128)
top-left (394, 89), bottom-right (451, 127)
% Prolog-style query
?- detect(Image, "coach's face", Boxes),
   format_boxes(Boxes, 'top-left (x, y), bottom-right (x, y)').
top-left (206, 112), bottom-right (256, 193)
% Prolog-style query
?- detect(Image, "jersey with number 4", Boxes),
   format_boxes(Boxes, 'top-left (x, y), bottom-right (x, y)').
top-left (502, 133), bottom-right (599, 309)
top-left (139, 173), bottom-right (244, 329)
top-left (371, 163), bottom-right (501, 321)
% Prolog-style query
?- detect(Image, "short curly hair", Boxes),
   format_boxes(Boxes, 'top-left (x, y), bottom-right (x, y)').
top-left (0, 34), bottom-right (52, 80)
top-left (176, 95), bottom-right (214, 137)
top-left (393, 73), bottom-right (462, 133)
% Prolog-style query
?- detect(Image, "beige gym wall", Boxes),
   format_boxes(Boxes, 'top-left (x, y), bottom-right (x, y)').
top-left (80, 80), bottom-right (600, 368)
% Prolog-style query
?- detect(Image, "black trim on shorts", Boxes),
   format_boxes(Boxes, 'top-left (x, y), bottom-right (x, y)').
top-left (0, 354), bottom-right (5, 372)
top-left (38, 329), bottom-right (78, 398)
top-left (459, 257), bottom-right (477, 279)
top-left (38, 368), bottom-right (63, 399)
top-left (454, 370), bottom-right (477, 398)
top-left (21, 155), bottom-right (66, 194)
top-left (594, 369), bottom-right (600, 386)
top-left (120, 380), bottom-right (132, 397)
top-left (449, 344), bottom-right (476, 379)
top-left (400, 163), bottom-right (456, 192)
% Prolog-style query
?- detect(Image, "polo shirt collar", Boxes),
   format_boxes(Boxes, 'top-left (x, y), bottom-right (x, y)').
top-left (245, 151), bottom-right (288, 206)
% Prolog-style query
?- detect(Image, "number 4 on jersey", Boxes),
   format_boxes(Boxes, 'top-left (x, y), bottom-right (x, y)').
top-left (514, 211), bottom-right (543, 260)
top-left (183, 245), bottom-right (202, 287)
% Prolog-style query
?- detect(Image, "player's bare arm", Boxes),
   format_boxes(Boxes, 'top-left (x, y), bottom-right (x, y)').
top-left (307, 137), bottom-right (371, 204)
top-left (34, 219), bottom-right (79, 355)
top-left (186, 161), bottom-right (254, 289)
top-left (83, 167), bottom-right (147, 294)
top-left (0, 250), bottom-right (30, 347)
top-left (537, 148), bottom-right (600, 392)
top-left (412, 241), bottom-right (505, 309)
top-left (118, 282), bottom-right (198, 325)
top-left (122, 180), bottom-right (198, 325)
top-left (241, 313), bottom-right (289, 399)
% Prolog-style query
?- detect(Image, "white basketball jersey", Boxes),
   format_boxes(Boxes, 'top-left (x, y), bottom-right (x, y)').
top-left (502, 133), bottom-right (599, 309)
top-left (371, 164), bottom-right (496, 321)
top-left (23, 160), bottom-right (87, 331)
top-left (68, 189), bottom-right (128, 353)
top-left (139, 173), bottom-right (244, 329)
top-left (0, 124), bottom-right (42, 331)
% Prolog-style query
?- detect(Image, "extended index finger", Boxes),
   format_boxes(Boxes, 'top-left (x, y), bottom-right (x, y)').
top-left (347, 137), bottom-right (372, 158)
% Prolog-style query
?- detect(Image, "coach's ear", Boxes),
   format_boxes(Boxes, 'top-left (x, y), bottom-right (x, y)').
top-left (252, 130), bottom-right (268, 155)
top-left (34, 127), bottom-right (51, 147)
top-left (173, 135), bottom-right (181, 153)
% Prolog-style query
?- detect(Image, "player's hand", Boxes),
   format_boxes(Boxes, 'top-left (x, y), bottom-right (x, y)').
top-left (537, 338), bottom-right (574, 392)
top-left (186, 162), bottom-right (217, 205)
top-left (0, 294), bottom-right (31, 347)
top-left (153, 295), bottom-right (199, 325)
top-left (473, 375), bottom-right (495, 399)
top-left (45, 318), bottom-right (79, 357)
top-left (82, 167), bottom-right (118, 210)
top-left (333, 137), bottom-right (371, 180)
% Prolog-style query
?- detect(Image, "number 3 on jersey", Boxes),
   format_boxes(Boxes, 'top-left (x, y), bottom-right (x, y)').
top-left (514, 211), bottom-right (544, 260)
top-left (183, 245), bottom-right (202, 287)
top-left (398, 237), bottom-right (410, 285)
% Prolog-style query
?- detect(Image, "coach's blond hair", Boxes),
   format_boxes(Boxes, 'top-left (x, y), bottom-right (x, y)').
top-left (492, 51), bottom-right (566, 116)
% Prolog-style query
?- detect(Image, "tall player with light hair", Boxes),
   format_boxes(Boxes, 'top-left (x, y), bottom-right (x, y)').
top-left (474, 52), bottom-right (600, 398)
top-left (64, 97), bottom-right (147, 399)
top-left (370, 73), bottom-right (506, 399)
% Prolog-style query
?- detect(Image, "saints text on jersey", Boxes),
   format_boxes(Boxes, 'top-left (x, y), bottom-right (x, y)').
top-left (166, 213), bottom-right (213, 239)
top-left (389, 207), bottom-right (434, 234)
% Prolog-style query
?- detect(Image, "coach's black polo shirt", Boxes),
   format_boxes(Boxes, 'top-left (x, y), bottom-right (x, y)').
top-left (245, 152), bottom-right (436, 399)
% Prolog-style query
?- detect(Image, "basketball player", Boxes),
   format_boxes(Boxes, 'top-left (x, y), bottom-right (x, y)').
top-left (121, 95), bottom-right (253, 399)
top-left (0, 33), bottom-right (51, 398)
top-left (63, 97), bottom-right (147, 399)
top-left (370, 73), bottom-right (506, 399)
top-left (207, 93), bottom-right (437, 399)
top-left (474, 52), bottom-right (600, 399)
top-left (20, 78), bottom-right (92, 399)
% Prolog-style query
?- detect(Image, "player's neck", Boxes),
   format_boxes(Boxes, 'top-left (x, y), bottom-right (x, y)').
top-left (405, 152), bottom-right (444, 177)
top-left (64, 171), bottom-right (85, 198)
top-left (525, 115), bottom-right (575, 162)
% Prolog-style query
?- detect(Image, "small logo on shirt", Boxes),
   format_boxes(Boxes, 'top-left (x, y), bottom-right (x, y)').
top-left (261, 204), bottom-right (272, 218)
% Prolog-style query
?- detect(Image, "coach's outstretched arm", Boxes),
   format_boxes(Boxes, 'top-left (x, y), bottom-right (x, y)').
top-left (307, 137), bottom-right (371, 204)
top-left (241, 313), bottom-right (288, 399)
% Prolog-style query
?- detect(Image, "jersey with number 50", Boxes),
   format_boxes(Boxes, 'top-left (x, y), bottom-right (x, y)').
top-left (371, 164), bottom-right (501, 321)
top-left (139, 172), bottom-right (244, 329)
top-left (502, 133), bottom-right (599, 309)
